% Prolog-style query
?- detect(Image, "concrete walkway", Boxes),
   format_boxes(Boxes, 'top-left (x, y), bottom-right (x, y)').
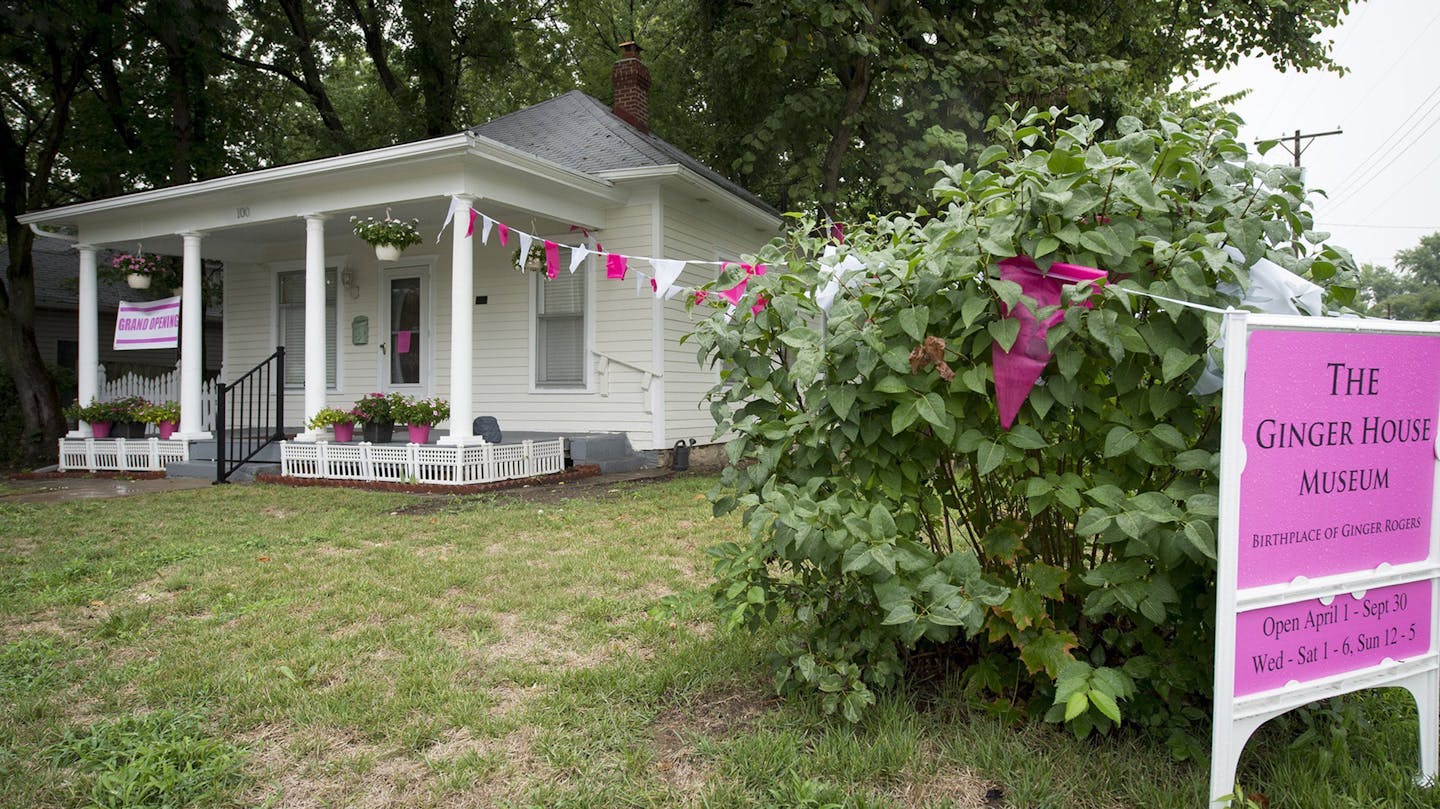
top-left (0, 475), bottom-right (212, 504)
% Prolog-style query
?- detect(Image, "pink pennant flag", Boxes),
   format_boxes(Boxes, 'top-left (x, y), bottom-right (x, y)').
top-left (465, 208), bottom-right (478, 237)
top-left (544, 240), bottom-right (560, 279)
top-left (496, 222), bottom-right (510, 246)
top-left (991, 256), bottom-right (1106, 430)
top-left (721, 277), bottom-right (748, 305)
top-left (606, 253), bottom-right (628, 280)
top-left (745, 263), bottom-right (766, 276)
top-left (751, 295), bottom-right (768, 315)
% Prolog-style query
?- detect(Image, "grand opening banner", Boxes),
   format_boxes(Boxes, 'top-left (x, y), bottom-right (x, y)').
top-left (1209, 313), bottom-right (1440, 807)
top-left (113, 296), bottom-right (181, 351)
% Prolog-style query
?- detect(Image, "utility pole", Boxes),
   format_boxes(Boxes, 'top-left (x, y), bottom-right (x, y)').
top-left (1257, 128), bottom-right (1343, 168)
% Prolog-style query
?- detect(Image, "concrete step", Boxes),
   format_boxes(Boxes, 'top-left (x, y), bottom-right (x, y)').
top-left (164, 460), bottom-right (216, 481)
top-left (595, 450), bottom-right (659, 474)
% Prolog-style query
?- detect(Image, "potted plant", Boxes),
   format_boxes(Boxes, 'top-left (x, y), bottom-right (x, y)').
top-left (352, 392), bottom-right (405, 443)
top-left (64, 400), bottom-right (113, 438)
top-left (106, 396), bottom-right (150, 438)
top-left (351, 210), bottom-right (422, 261)
top-left (112, 251), bottom-right (161, 289)
top-left (142, 400), bottom-right (182, 439)
top-left (512, 243), bottom-right (546, 273)
top-left (307, 407), bottom-right (359, 442)
top-left (392, 395), bottom-right (449, 444)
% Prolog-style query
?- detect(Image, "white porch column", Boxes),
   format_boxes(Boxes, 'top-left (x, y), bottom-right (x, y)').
top-left (70, 243), bottom-right (99, 437)
top-left (440, 195), bottom-right (477, 445)
top-left (174, 232), bottom-right (211, 439)
top-left (299, 214), bottom-right (328, 440)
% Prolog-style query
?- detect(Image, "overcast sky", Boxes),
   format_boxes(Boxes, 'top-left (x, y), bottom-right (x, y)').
top-left (1192, 0), bottom-right (1440, 268)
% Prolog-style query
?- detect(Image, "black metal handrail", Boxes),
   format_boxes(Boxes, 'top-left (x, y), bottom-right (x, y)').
top-left (215, 346), bottom-right (285, 483)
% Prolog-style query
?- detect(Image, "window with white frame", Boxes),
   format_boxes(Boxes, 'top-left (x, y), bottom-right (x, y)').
top-left (277, 269), bottom-right (337, 387)
top-left (535, 267), bottom-right (585, 387)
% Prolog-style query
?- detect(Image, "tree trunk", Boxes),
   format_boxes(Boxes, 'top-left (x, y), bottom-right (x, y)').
top-left (0, 229), bottom-right (64, 466)
top-left (819, 0), bottom-right (891, 201)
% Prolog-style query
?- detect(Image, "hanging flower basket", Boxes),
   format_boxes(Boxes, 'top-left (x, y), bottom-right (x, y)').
top-left (114, 251), bottom-right (160, 289)
top-left (352, 211), bottom-right (421, 260)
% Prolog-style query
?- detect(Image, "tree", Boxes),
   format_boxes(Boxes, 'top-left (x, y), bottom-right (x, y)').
top-left (692, 0), bottom-right (1353, 218)
top-left (0, 1), bottom-right (110, 465)
top-left (1356, 232), bottom-right (1440, 321)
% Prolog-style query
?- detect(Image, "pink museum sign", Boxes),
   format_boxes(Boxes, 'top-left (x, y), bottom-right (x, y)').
top-left (1237, 329), bottom-right (1440, 588)
top-left (1234, 580), bottom-right (1431, 697)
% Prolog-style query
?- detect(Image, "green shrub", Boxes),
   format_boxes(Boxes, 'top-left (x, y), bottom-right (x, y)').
top-left (689, 104), bottom-right (1357, 751)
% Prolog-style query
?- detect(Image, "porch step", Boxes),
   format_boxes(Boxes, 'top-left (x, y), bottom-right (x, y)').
top-left (567, 433), bottom-right (658, 474)
top-left (164, 460), bottom-right (216, 481)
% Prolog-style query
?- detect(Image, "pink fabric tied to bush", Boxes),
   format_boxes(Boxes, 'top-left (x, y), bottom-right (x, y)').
top-left (991, 256), bottom-right (1106, 429)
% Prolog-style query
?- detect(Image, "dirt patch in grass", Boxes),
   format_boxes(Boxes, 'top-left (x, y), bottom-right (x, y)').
top-left (242, 718), bottom-right (549, 808)
top-left (650, 687), bottom-right (776, 792)
top-left (886, 755), bottom-right (998, 808)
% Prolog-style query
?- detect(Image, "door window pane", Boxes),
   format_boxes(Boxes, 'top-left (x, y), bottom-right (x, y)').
top-left (390, 277), bottom-right (421, 386)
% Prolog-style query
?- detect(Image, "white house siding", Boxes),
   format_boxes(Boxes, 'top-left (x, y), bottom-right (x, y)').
top-left (220, 204), bottom-right (665, 447)
top-left (659, 194), bottom-right (777, 445)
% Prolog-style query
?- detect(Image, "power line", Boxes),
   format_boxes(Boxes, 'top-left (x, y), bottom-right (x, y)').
top-left (1327, 110), bottom-right (1440, 211)
top-left (1316, 222), bottom-right (1440, 230)
top-left (1325, 82), bottom-right (1440, 197)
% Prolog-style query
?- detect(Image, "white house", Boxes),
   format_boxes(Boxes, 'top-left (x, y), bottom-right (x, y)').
top-left (21, 44), bottom-right (779, 483)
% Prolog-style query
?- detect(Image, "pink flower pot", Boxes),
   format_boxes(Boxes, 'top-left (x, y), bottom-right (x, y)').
top-left (333, 422), bottom-right (356, 442)
top-left (158, 421), bottom-right (177, 440)
top-left (407, 424), bottom-right (431, 444)
top-left (90, 421), bottom-right (113, 439)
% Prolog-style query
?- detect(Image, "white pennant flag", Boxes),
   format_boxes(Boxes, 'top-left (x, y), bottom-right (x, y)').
top-left (568, 245), bottom-right (590, 274)
top-left (515, 232), bottom-right (533, 273)
top-left (648, 258), bottom-right (687, 298)
top-left (664, 285), bottom-right (685, 301)
top-left (436, 197), bottom-right (462, 243)
top-left (478, 215), bottom-right (494, 245)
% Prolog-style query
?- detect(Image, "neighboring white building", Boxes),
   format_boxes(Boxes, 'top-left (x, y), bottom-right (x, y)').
top-left (21, 45), bottom-right (779, 479)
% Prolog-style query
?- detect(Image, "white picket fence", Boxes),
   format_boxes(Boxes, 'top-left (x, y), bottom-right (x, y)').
top-left (57, 437), bottom-right (191, 472)
top-left (97, 363), bottom-right (218, 431)
top-left (280, 438), bottom-right (566, 485)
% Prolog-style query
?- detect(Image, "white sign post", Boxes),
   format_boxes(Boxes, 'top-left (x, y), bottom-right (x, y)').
top-left (1210, 312), bottom-right (1440, 806)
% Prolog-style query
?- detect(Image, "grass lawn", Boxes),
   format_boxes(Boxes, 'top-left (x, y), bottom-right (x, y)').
top-left (1, 475), bottom-right (1435, 808)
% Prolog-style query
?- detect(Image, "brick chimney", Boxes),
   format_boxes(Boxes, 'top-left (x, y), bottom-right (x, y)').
top-left (611, 41), bottom-right (651, 134)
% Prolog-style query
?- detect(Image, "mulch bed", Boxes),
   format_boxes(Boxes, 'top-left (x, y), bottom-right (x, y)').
top-left (251, 464), bottom-right (603, 495)
top-left (12, 470), bottom-right (168, 481)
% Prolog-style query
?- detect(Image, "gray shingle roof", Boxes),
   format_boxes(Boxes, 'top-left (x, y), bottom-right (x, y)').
top-left (471, 91), bottom-right (776, 216)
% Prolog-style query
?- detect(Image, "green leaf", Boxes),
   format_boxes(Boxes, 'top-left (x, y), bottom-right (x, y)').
top-left (898, 306), bottom-right (930, 342)
top-left (1021, 629), bottom-right (1078, 678)
top-left (1102, 426), bottom-right (1139, 457)
top-left (1075, 509), bottom-right (1110, 536)
top-left (778, 326), bottom-right (821, 349)
top-left (1025, 562), bottom-right (1069, 599)
top-left (1035, 236), bottom-right (1061, 257)
top-left (977, 144), bottom-right (1008, 167)
top-left (874, 376), bottom-right (909, 394)
top-left (890, 400), bottom-right (920, 434)
top-left (1161, 347), bottom-right (1198, 382)
top-left (1006, 424), bottom-right (1048, 449)
top-left (976, 439), bottom-right (1008, 476)
top-left (1088, 688), bottom-right (1122, 723)
top-left (910, 394), bottom-right (948, 435)
top-left (987, 278), bottom-right (1024, 308)
top-left (989, 318), bottom-right (1021, 353)
top-left (961, 296), bottom-right (990, 328)
top-left (1114, 170), bottom-right (1166, 212)
top-left (829, 387), bottom-right (857, 420)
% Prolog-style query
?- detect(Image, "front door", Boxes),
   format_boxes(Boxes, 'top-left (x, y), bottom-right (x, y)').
top-left (382, 268), bottom-right (428, 396)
